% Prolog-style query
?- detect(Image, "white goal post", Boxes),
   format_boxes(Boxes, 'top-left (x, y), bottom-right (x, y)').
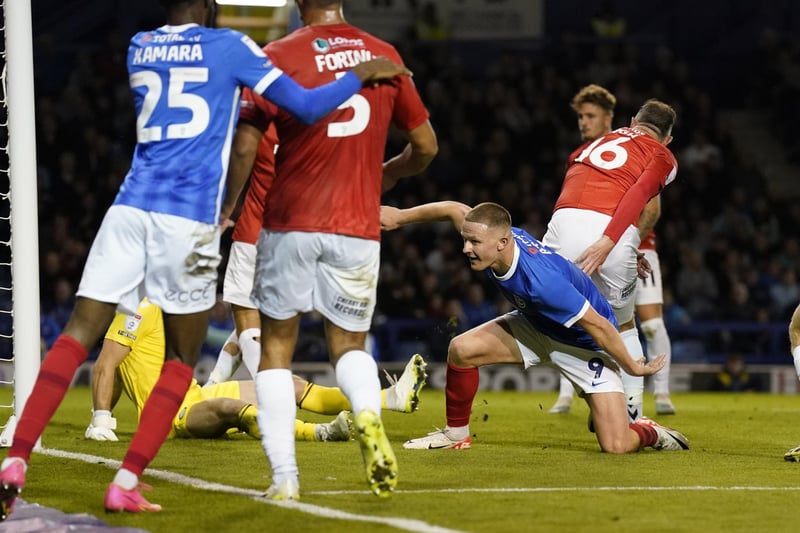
top-left (0, 0), bottom-right (41, 447)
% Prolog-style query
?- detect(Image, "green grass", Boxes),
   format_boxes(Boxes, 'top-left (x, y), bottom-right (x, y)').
top-left (3, 387), bottom-right (800, 532)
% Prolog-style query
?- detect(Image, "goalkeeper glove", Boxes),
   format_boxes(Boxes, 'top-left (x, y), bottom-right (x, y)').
top-left (85, 409), bottom-right (118, 441)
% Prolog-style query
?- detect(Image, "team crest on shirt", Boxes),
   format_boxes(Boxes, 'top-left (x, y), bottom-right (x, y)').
top-left (125, 313), bottom-right (143, 333)
top-left (312, 38), bottom-right (330, 53)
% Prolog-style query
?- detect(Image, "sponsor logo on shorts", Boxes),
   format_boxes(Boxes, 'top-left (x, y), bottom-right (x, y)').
top-left (591, 380), bottom-right (607, 387)
top-left (177, 407), bottom-right (188, 421)
top-left (164, 283), bottom-right (215, 305)
top-left (620, 281), bottom-right (637, 300)
top-left (333, 296), bottom-right (367, 318)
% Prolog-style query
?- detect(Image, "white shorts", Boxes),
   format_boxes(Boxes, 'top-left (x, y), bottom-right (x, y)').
top-left (222, 241), bottom-right (257, 309)
top-left (252, 230), bottom-right (380, 332)
top-left (77, 205), bottom-right (220, 315)
top-left (543, 208), bottom-right (641, 324)
top-left (504, 311), bottom-right (624, 395)
top-left (635, 248), bottom-right (663, 306)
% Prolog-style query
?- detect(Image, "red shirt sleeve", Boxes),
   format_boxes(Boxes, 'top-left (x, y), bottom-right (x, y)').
top-left (239, 87), bottom-right (277, 131)
top-left (603, 148), bottom-right (677, 242)
top-left (391, 76), bottom-right (429, 132)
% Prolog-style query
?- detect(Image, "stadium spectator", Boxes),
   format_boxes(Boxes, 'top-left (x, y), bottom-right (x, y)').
top-left (0, 0), bottom-right (409, 520)
top-left (247, 0), bottom-right (437, 501)
top-left (712, 353), bottom-right (764, 392)
top-left (460, 282), bottom-right (498, 328)
top-left (675, 247), bottom-right (719, 319)
top-left (387, 202), bottom-right (689, 454)
top-left (770, 268), bottom-right (800, 319)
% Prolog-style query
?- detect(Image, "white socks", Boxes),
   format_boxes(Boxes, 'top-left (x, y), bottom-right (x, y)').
top-left (113, 468), bottom-right (138, 490)
top-left (620, 327), bottom-right (645, 422)
top-left (256, 369), bottom-right (298, 483)
top-left (238, 328), bottom-right (262, 379)
top-left (335, 350), bottom-right (381, 415)
top-left (206, 330), bottom-right (240, 385)
top-left (557, 375), bottom-right (575, 399)
top-left (1, 457), bottom-right (26, 473)
top-left (640, 317), bottom-right (672, 395)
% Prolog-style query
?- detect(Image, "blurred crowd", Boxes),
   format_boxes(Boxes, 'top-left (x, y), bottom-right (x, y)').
top-left (24, 19), bottom-right (800, 362)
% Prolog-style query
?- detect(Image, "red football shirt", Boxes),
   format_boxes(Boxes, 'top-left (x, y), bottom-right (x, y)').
top-left (260, 23), bottom-right (429, 241)
top-left (232, 89), bottom-right (278, 245)
top-left (554, 127), bottom-right (678, 242)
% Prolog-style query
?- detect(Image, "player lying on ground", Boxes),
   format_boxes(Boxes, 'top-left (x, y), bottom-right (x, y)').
top-left (206, 333), bottom-right (427, 416)
top-left (86, 299), bottom-right (352, 442)
top-left (382, 202), bottom-right (689, 453)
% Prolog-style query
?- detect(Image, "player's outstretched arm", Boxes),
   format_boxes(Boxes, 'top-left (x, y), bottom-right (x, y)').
top-left (578, 306), bottom-right (665, 377)
top-left (382, 120), bottom-right (438, 193)
top-left (85, 338), bottom-right (130, 442)
top-left (263, 57), bottom-right (410, 125)
top-left (380, 201), bottom-right (471, 231)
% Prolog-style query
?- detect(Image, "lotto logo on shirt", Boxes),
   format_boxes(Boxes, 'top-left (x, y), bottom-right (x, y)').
top-left (311, 36), bottom-right (365, 53)
top-left (312, 38), bottom-right (331, 53)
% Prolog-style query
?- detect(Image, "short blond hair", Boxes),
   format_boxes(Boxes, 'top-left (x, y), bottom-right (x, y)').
top-left (465, 202), bottom-right (512, 230)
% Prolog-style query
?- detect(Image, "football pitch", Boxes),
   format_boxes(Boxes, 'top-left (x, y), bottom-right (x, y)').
top-left (2, 387), bottom-right (799, 532)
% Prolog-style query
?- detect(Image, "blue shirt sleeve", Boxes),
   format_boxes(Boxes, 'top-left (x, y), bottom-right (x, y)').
top-left (529, 265), bottom-right (591, 327)
top-left (263, 70), bottom-right (362, 125)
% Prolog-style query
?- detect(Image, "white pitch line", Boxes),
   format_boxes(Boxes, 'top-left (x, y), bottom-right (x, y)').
top-left (37, 447), bottom-right (465, 533)
top-left (306, 485), bottom-right (800, 495)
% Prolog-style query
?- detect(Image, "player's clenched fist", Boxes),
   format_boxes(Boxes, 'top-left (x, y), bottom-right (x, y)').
top-left (352, 57), bottom-right (412, 84)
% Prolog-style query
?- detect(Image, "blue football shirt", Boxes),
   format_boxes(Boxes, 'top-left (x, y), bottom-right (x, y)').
top-left (489, 227), bottom-right (618, 351)
top-left (114, 23), bottom-right (361, 224)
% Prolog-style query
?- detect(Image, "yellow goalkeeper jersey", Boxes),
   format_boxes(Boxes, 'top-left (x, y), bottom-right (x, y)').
top-left (106, 298), bottom-right (202, 418)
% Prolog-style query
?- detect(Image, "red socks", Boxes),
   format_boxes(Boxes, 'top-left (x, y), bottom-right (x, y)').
top-left (629, 422), bottom-right (657, 448)
top-left (445, 364), bottom-right (479, 427)
top-left (120, 360), bottom-right (193, 476)
top-left (10, 335), bottom-right (88, 462)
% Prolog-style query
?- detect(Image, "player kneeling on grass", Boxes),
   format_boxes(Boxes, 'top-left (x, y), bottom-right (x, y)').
top-left (384, 202), bottom-right (689, 453)
top-left (86, 299), bottom-right (353, 443)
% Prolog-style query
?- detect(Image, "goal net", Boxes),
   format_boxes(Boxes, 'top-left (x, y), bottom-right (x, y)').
top-left (0, 0), bottom-right (42, 447)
